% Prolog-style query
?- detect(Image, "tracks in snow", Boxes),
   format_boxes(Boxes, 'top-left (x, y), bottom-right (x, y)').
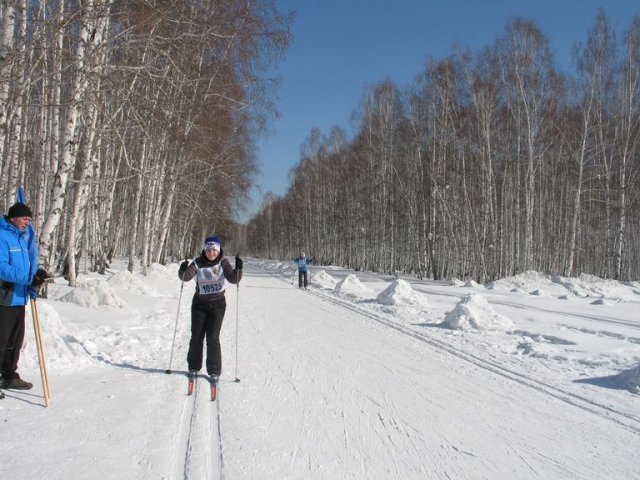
top-left (279, 274), bottom-right (640, 436)
top-left (174, 375), bottom-right (224, 480)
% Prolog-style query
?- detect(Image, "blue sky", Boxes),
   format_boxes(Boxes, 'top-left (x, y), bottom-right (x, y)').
top-left (246, 0), bottom-right (638, 220)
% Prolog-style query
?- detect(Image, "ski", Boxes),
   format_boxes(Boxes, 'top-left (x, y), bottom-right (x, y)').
top-left (187, 371), bottom-right (197, 396)
top-left (210, 375), bottom-right (219, 401)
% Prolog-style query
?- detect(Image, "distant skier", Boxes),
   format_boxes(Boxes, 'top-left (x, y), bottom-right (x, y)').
top-left (293, 252), bottom-right (312, 288)
top-left (178, 236), bottom-right (242, 386)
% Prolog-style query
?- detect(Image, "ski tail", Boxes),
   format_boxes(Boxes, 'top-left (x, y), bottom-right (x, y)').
top-left (210, 375), bottom-right (219, 401)
top-left (187, 370), bottom-right (197, 396)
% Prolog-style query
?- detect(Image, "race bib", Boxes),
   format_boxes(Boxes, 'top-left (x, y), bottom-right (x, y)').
top-left (197, 264), bottom-right (226, 295)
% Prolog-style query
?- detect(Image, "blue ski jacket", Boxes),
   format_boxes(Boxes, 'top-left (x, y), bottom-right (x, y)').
top-left (0, 216), bottom-right (38, 306)
top-left (293, 256), bottom-right (312, 273)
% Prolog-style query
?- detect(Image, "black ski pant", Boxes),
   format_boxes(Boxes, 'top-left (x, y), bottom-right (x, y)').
top-left (187, 297), bottom-right (226, 376)
top-left (0, 305), bottom-right (26, 380)
top-left (298, 271), bottom-right (308, 288)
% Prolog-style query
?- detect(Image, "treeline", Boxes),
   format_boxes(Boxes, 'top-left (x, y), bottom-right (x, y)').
top-left (246, 12), bottom-right (640, 282)
top-left (0, 0), bottom-right (290, 284)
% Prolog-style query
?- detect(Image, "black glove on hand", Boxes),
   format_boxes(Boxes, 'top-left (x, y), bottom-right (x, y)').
top-left (179, 260), bottom-right (189, 273)
top-left (31, 268), bottom-right (49, 287)
top-left (235, 255), bottom-right (243, 271)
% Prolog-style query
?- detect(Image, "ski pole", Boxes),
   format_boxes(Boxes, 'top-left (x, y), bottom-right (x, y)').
top-left (234, 277), bottom-right (240, 383)
top-left (165, 278), bottom-right (185, 374)
top-left (30, 297), bottom-right (51, 406)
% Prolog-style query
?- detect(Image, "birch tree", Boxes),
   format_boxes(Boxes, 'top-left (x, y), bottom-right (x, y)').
top-left (568, 11), bottom-right (614, 276)
top-left (39, 0), bottom-right (113, 269)
top-left (499, 19), bottom-right (555, 272)
top-left (614, 16), bottom-right (640, 279)
top-left (0, 0), bottom-right (17, 168)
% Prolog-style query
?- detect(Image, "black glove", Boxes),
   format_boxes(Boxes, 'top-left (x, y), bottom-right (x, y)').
top-left (179, 260), bottom-right (189, 273)
top-left (235, 255), bottom-right (243, 271)
top-left (31, 268), bottom-right (49, 287)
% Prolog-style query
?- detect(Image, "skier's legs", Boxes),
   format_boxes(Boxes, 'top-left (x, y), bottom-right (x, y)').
top-left (187, 303), bottom-right (207, 371)
top-left (298, 271), bottom-right (303, 288)
top-left (205, 298), bottom-right (226, 376)
top-left (0, 306), bottom-right (25, 379)
top-left (303, 271), bottom-right (308, 288)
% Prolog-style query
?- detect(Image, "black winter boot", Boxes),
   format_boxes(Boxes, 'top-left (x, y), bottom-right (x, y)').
top-left (2, 375), bottom-right (33, 390)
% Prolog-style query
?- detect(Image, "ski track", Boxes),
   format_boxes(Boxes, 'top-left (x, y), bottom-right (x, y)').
top-left (295, 279), bottom-right (640, 435)
top-left (174, 375), bottom-right (223, 480)
top-left (267, 266), bottom-right (640, 437)
top-left (235, 270), bottom-right (502, 478)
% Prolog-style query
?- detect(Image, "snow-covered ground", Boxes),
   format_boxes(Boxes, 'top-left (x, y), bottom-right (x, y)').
top-left (1, 258), bottom-right (639, 479)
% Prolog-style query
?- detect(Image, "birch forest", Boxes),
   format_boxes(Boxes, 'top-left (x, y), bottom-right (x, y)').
top-left (0, 0), bottom-right (290, 286)
top-left (3, 3), bottom-right (640, 286)
top-left (247, 12), bottom-right (640, 282)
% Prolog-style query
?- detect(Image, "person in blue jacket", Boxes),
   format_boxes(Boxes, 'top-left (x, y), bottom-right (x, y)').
top-left (0, 203), bottom-right (47, 398)
top-left (293, 252), bottom-right (312, 288)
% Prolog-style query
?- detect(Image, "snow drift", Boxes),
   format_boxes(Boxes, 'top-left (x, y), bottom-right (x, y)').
top-left (442, 293), bottom-right (513, 331)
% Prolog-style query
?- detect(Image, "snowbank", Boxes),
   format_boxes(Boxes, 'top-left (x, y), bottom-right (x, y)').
top-left (550, 275), bottom-right (589, 298)
top-left (488, 270), bottom-right (638, 301)
top-left (264, 261), bottom-right (296, 276)
top-left (617, 364), bottom-right (640, 393)
top-left (376, 279), bottom-right (426, 307)
top-left (310, 270), bottom-right (337, 290)
top-left (107, 269), bottom-right (156, 296)
top-left (488, 271), bottom-right (566, 296)
top-left (146, 263), bottom-right (169, 276)
top-left (334, 274), bottom-right (371, 298)
top-left (59, 278), bottom-right (127, 309)
top-left (442, 293), bottom-right (513, 331)
top-left (575, 274), bottom-right (635, 301)
top-left (22, 301), bottom-right (93, 372)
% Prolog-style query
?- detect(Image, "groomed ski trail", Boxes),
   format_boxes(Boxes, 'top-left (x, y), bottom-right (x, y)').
top-left (268, 265), bottom-right (640, 434)
top-left (216, 261), bottom-right (640, 479)
top-left (174, 374), bottom-right (223, 480)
